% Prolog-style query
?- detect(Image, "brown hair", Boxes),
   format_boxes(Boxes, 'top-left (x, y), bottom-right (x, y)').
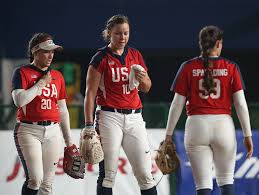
top-left (102, 14), bottom-right (129, 42)
top-left (199, 26), bottom-right (223, 94)
top-left (27, 33), bottom-right (53, 62)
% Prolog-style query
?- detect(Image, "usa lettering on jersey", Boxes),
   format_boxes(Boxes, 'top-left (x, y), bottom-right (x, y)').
top-left (111, 67), bottom-right (130, 94)
top-left (38, 84), bottom-right (58, 110)
top-left (40, 84), bottom-right (58, 97)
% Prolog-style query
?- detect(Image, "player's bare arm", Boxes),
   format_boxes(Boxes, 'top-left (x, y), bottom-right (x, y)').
top-left (84, 65), bottom-right (101, 124)
top-left (135, 69), bottom-right (151, 92)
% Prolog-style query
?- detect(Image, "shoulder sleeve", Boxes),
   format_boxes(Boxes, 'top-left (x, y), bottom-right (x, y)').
top-left (89, 51), bottom-right (106, 73)
top-left (232, 63), bottom-right (245, 93)
top-left (58, 72), bottom-right (67, 100)
top-left (170, 62), bottom-right (189, 97)
top-left (11, 67), bottom-right (22, 91)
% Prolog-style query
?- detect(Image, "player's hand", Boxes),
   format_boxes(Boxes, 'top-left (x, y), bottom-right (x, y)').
top-left (81, 125), bottom-right (95, 139)
top-left (36, 71), bottom-right (52, 89)
top-left (41, 71), bottom-right (52, 85)
top-left (165, 135), bottom-right (173, 144)
top-left (134, 69), bottom-right (147, 82)
top-left (244, 136), bottom-right (253, 159)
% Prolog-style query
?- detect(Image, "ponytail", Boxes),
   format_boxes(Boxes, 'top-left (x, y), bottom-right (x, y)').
top-left (199, 25), bottom-right (223, 95)
top-left (202, 50), bottom-right (214, 94)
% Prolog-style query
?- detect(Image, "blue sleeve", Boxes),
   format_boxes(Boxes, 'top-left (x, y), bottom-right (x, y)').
top-left (170, 62), bottom-right (187, 91)
top-left (89, 51), bottom-right (105, 69)
top-left (234, 63), bottom-right (246, 90)
top-left (11, 67), bottom-right (22, 91)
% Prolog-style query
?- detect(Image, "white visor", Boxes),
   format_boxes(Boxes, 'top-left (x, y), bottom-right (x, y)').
top-left (31, 39), bottom-right (62, 54)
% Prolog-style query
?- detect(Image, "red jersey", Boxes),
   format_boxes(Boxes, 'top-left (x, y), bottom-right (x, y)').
top-left (11, 65), bottom-right (67, 122)
top-left (90, 46), bottom-right (147, 109)
top-left (171, 56), bottom-right (245, 115)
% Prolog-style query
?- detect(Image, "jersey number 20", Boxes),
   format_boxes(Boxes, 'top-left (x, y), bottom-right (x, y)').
top-left (199, 78), bottom-right (220, 99)
top-left (41, 99), bottom-right (51, 109)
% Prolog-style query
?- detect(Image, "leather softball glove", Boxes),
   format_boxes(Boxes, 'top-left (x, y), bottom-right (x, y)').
top-left (63, 144), bottom-right (85, 179)
top-left (80, 128), bottom-right (104, 164)
top-left (155, 140), bottom-right (180, 174)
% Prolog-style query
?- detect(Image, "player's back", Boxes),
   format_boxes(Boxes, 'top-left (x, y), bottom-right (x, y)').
top-left (172, 56), bottom-right (245, 115)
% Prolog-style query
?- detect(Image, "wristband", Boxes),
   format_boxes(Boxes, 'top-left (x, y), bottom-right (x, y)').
top-left (85, 122), bottom-right (94, 128)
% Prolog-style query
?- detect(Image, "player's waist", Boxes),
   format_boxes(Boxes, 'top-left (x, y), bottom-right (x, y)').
top-left (20, 120), bottom-right (58, 126)
top-left (97, 105), bottom-right (142, 114)
top-left (187, 106), bottom-right (231, 115)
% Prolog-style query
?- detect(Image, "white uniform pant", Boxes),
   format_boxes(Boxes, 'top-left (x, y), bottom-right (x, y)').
top-left (95, 110), bottom-right (155, 190)
top-left (184, 115), bottom-right (236, 190)
top-left (14, 122), bottom-right (61, 195)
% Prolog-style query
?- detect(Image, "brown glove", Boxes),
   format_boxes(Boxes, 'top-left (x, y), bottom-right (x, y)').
top-left (63, 144), bottom-right (85, 179)
top-left (155, 140), bottom-right (180, 174)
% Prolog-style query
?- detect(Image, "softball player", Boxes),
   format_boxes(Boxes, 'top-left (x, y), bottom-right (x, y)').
top-left (11, 33), bottom-right (74, 195)
top-left (83, 15), bottom-right (157, 195)
top-left (164, 26), bottom-right (253, 195)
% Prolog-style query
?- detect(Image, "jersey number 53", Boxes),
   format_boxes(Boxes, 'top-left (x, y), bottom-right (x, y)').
top-left (198, 78), bottom-right (221, 99)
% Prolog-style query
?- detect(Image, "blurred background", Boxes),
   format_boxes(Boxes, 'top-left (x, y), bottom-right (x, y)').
top-left (1, 0), bottom-right (259, 130)
top-left (1, 0), bottom-right (259, 194)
